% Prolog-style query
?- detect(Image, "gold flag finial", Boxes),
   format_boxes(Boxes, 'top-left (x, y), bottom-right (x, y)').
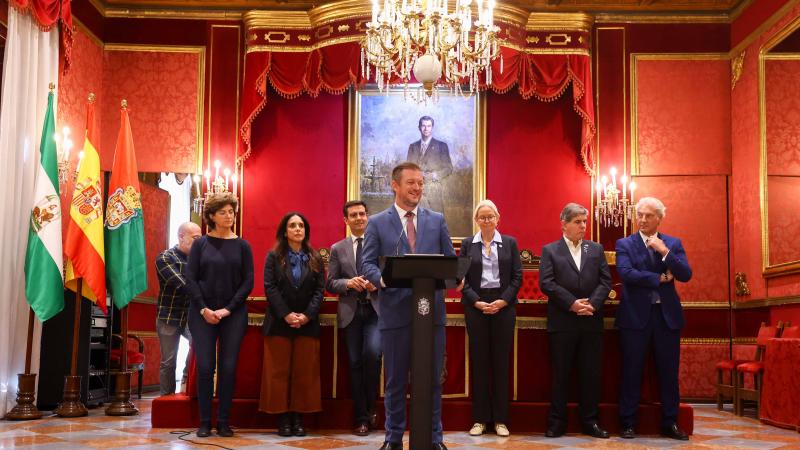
top-left (49, 82), bottom-right (55, 91)
top-left (121, 99), bottom-right (128, 109)
top-left (88, 92), bottom-right (96, 103)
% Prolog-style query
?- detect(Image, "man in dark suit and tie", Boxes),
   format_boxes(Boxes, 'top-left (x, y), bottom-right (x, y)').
top-left (616, 197), bottom-right (692, 441)
top-left (539, 203), bottom-right (611, 439)
top-left (406, 116), bottom-right (453, 213)
top-left (327, 200), bottom-right (381, 436)
top-left (361, 161), bottom-right (456, 450)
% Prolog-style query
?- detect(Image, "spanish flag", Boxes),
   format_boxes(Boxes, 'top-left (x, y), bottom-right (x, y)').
top-left (64, 93), bottom-right (107, 313)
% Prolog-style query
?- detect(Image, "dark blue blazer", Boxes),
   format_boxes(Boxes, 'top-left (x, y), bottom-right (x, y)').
top-left (459, 234), bottom-right (522, 306)
top-left (361, 206), bottom-right (455, 330)
top-left (614, 232), bottom-right (692, 331)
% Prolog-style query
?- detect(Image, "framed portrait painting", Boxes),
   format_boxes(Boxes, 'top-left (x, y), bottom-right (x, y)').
top-left (347, 87), bottom-right (486, 241)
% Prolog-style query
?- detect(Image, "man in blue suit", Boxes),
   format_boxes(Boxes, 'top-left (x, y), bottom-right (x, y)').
top-left (361, 161), bottom-right (455, 450)
top-left (615, 197), bottom-right (692, 441)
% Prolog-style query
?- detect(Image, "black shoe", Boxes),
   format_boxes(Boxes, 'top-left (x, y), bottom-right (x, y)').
top-left (378, 442), bottom-right (402, 450)
top-left (660, 423), bottom-right (689, 441)
top-left (432, 443), bottom-right (448, 450)
top-left (292, 413), bottom-right (306, 437)
top-left (545, 427), bottom-right (565, 438)
top-left (196, 422), bottom-right (211, 438)
top-left (277, 413), bottom-right (293, 437)
top-left (620, 426), bottom-right (635, 439)
top-left (582, 423), bottom-right (609, 439)
top-left (216, 422), bottom-right (234, 437)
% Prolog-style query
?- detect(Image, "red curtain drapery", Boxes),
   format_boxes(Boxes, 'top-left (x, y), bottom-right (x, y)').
top-left (240, 42), bottom-right (595, 174)
top-left (10, 0), bottom-right (74, 72)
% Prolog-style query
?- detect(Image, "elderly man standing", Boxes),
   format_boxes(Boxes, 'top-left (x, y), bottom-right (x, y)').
top-left (615, 197), bottom-right (692, 440)
top-left (539, 203), bottom-right (611, 439)
top-left (155, 221), bottom-right (201, 395)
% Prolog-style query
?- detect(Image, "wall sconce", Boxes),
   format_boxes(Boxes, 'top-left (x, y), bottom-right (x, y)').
top-left (595, 167), bottom-right (636, 228)
top-left (192, 159), bottom-right (238, 215)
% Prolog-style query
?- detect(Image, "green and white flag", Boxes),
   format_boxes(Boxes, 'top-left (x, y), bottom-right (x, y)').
top-left (25, 90), bottom-right (64, 321)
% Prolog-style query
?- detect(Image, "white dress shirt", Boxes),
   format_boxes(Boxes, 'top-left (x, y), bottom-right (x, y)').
top-left (563, 235), bottom-right (582, 269)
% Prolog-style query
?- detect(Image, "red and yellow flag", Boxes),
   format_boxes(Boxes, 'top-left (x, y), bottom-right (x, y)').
top-left (64, 93), bottom-right (107, 313)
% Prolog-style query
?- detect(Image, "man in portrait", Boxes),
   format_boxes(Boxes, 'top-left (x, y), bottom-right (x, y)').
top-left (406, 116), bottom-right (453, 214)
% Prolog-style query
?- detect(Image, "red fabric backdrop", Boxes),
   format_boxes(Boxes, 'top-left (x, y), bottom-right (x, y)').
top-left (10, 0), bottom-right (73, 70)
top-left (239, 44), bottom-right (596, 175)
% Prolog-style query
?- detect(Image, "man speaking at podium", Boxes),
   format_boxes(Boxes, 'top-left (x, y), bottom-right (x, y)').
top-left (361, 161), bottom-right (456, 450)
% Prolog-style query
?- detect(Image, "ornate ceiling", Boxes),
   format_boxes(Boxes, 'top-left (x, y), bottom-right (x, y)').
top-left (90, 0), bottom-right (752, 21)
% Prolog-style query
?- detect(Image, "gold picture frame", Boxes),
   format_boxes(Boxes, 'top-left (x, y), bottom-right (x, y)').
top-left (347, 87), bottom-right (486, 242)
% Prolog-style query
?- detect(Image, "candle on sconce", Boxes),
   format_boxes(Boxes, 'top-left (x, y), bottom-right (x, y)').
top-left (595, 180), bottom-right (603, 203)
top-left (76, 150), bottom-right (85, 174)
top-left (621, 175), bottom-right (627, 199)
top-left (204, 169), bottom-right (211, 191)
top-left (224, 168), bottom-right (231, 191)
top-left (629, 181), bottom-right (637, 204)
top-left (600, 175), bottom-right (608, 193)
top-left (231, 173), bottom-right (239, 196)
top-left (193, 174), bottom-right (201, 197)
top-left (610, 167), bottom-right (617, 189)
top-left (372, 0), bottom-right (378, 22)
top-left (214, 160), bottom-right (221, 181)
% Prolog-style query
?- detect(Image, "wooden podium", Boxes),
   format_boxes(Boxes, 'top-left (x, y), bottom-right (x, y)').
top-left (381, 255), bottom-right (464, 450)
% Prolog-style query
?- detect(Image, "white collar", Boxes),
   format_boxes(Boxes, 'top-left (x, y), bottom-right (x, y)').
top-left (563, 235), bottom-right (582, 248)
top-left (639, 230), bottom-right (658, 245)
top-left (472, 230), bottom-right (502, 244)
top-left (421, 137), bottom-right (432, 146)
top-left (350, 233), bottom-right (365, 243)
top-left (394, 203), bottom-right (418, 219)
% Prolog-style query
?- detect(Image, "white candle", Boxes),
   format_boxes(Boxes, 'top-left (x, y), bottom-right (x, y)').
top-left (372, 0), bottom-right (378, 23)
top-left (76, 150), bottom-right (85, 174)
top-left (629, 181), bottom-right (637, 204)
top-left (205, 169), bottom-right (211, 191)
top-left (224, 168), bottom-right (231, 191)
top-left (596, 180), bottom-right (603, 203)
top-left (214, 160), bottom-right (221, 181)
top-left (193, 174), bottom-right (201, 197)
top-left (621, 175), bottom-right (627, 199)
top-left (231, 173), bottom-right (239, 196)
top-left (610, 167), bottom-right (617, 190)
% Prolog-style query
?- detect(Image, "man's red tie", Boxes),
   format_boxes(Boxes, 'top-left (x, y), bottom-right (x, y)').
top-left (405, 210), bottom-right (416, 253)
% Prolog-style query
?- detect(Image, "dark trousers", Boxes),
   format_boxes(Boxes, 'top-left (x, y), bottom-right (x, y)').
top-left (344, 302), bottom-right (382, 424)
top-left (382, 325), bottom-right (445, 444)
top-left (619, 304), bottom-right (681, 429)
top-left (547, 330), bottom-right (603, 431)
top-left (464, 301), bottom-right (515, 423)
top-left (188, 307), bottom-right (248, 424)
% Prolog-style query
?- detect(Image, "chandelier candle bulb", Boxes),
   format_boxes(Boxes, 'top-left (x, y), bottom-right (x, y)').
top-left (224, 168), bottom-right (231, 191)
top-left (193, 174), bottom-right (201, 197)
top-left (621, 175), bottom-right (627, 199)
top-left (204, 170), bottom-right (211, 191)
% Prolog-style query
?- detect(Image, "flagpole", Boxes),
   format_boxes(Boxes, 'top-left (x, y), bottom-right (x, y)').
top-left (106, 99), bottom-right (138, 416)
top-left (55, 280), bottom-right (88, 417)
top-left (5, 309), bottom-right (44, 420)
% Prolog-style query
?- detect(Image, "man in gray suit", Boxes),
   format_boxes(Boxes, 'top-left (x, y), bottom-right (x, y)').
top-left (326, 200), bottom-right (381, 436)
top-left (406, 116), bottom-right (453, 214)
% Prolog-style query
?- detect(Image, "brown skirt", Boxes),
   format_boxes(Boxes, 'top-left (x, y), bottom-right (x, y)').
top-left (259, 335), bottom-right (322, 413)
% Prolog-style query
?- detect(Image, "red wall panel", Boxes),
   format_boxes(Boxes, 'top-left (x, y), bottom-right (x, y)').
top-left (680, 343), bottom-right (728, 399)
top-left (765, 59), bottom-right (800, 176)
top-left (630, 176), bottom-right (729, 302)
top-left (635, 58), bottom-right (731, 176)
top-left (100, 48), bottom-right (201, 174)
top-left (141, 183), bottom-right (170, 298)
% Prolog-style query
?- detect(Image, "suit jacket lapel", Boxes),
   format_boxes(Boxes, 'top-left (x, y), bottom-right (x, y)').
top-left (579, 242), bottom-right (588, 272)
top-left (558, 239), bottom-right (580, 273)
top-left (388, 207), bottom-right (408, 253)
top-left (632, 233), bottom-right (652, 269)
top-left (415, 208), bottom-right (427, 252)
top-left (344, 237), bottom-right (358, 275)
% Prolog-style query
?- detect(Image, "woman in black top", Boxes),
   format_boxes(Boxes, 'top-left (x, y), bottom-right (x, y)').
top-left (186, 192), bottom-right (254, 438)
top-left (259, 212), bottom-right (324, 437)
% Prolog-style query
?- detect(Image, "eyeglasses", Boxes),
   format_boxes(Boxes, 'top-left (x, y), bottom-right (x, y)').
top-left (477, 215), bottom-right (497, 222)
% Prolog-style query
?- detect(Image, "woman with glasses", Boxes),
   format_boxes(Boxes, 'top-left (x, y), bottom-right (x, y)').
top-left (186, 192), bottom-right (254, 438)
top-left (460, 199), bottom-right (523, 437)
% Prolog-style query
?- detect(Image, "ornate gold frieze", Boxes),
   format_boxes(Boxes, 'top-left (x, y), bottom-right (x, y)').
top-left (337, 24), bottom-right (350, 32)
top-left (526, 36), bottom-right (541, 44)
top-left (264, 31), bottom-right (290, 43)
top-left (244, 10), bottom-right (312, 29)
top-left (526, 12), bottom-right (593, 32)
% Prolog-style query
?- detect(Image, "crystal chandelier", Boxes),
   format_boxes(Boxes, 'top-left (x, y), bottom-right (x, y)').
top-left (595, 167), bottom-right (637, 228)
top-left (361, 0), bottom-right (503, 97)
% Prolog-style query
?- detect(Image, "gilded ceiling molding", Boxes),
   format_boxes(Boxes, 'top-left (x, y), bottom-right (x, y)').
top-left (594, 13), bottom-right (728, 24)
top-left (527, 12), bottom-right (593, 32)
top-left (244, 10), bottom-right (312, 29)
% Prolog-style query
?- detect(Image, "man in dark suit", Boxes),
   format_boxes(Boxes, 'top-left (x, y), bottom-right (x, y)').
top-left (539, 203), bottom-right (611, 439)
top-left (616, 197), bottom-right (692, 441)
top-left (361, 161), bottom-right (455, 450)
top-left (406, 116), bottom-right (453, 213)
top-left (326, 200), bottom-right (381, 436)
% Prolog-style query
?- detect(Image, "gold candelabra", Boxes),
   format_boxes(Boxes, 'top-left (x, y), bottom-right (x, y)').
top-left (595, 167), bottom-right (636, 229)
top-left (192, 160), bottom-right (238, 215)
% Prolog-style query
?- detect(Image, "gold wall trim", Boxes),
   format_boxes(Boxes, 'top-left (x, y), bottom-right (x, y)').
top-left (244, 10), bottom-right (312, 29)
top-left (132, 297), bottom-right (157, 305)
top-left (103, 43), bottom-right (206, 174)
top-left (734, 337), bottom-right (757, 344)
top-left (730, 0), bottom-right (800, 57)
top-left (732, 295), bottom-right (800, 309)
top-left (680, 338), bottom-right (730, 345)
top-left (526, 12), bottom-right (593, 32)
top-left (630, 53), bottom-right (729, 176)
top-left (682, 302), bottom-right (731, 309)
top-left (594, 13), bottom-right (729, 24)
top-left (759, 16), bottom-right (800, 277)
top-left (103, 7), bottom-right (243, 20)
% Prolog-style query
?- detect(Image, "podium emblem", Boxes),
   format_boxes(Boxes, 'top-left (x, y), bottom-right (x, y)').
top-left (418, 298), bottom-right (430, 316)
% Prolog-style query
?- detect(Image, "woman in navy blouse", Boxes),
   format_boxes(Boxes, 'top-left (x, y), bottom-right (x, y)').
top-left (260, 212), bottom-right (325, 437)
top-left (186, 192), bottom-right (254, 438)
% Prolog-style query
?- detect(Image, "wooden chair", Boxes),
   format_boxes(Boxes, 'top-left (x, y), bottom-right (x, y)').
top-left (734, 321), bottom-right (784, 416)
top-left (110, 333), bottom-right (146, 399)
